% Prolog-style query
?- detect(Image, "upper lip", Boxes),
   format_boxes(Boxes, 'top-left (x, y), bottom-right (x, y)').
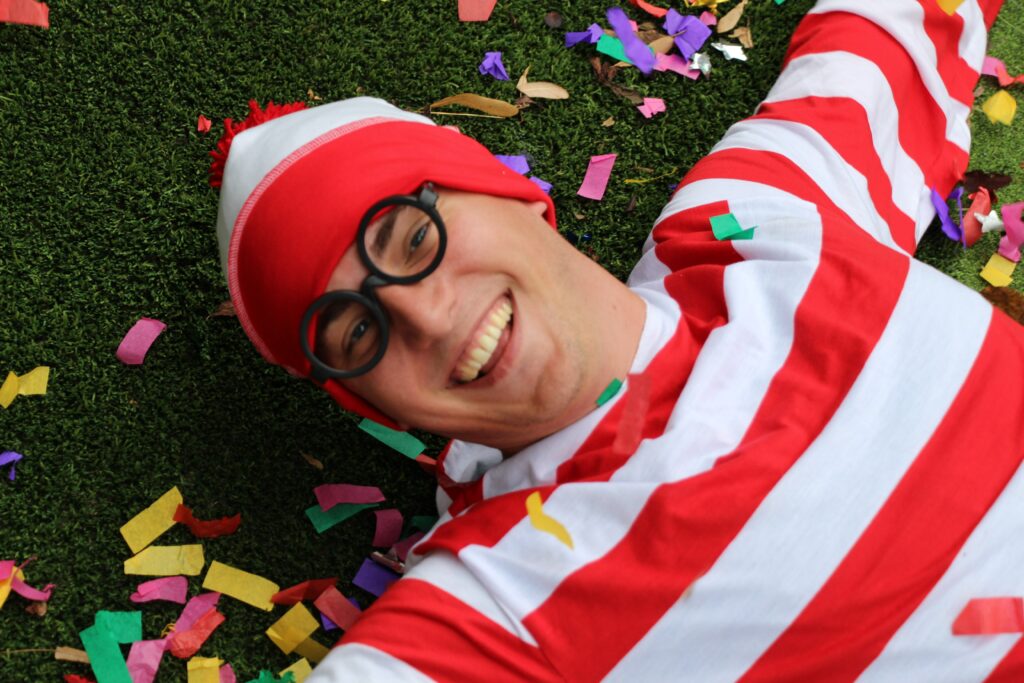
top-left (448, 292), bottom-right (510, 386)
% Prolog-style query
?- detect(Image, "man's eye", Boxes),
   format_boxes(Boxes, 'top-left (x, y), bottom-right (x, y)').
top-left (409, 224), bottom-right (429, 252)
top-left (346, 319), bottom-right (371, 352)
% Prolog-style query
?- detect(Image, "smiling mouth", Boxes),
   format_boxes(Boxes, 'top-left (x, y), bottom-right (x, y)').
top-left (451, 295), bottom-right (513, 384)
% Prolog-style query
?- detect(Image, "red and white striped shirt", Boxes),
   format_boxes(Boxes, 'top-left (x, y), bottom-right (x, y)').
top-left (310, 0), bottom-right (1020, 680)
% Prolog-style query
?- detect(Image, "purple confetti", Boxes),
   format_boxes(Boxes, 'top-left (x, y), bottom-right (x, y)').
top-left (478, 51), bottom-right (509, 80)
top-left (353, 558), bottom-right (400, 597)
top-left (565, 23), bottom-right (603, 47)
top-left (663, 10), bottom-right (711, 60)
top-left (495, 154), bottom-right (530, 175)
top-left (528, 176), bottom-right (553, 194)
top-left (0, 450), bottom-right (22, 481)
top-left (930, 187), bottom-right (963, 243)
top-left (607, 7), bottom-right (655, 74)
top-left (320, 613), bottom-right (339, 631)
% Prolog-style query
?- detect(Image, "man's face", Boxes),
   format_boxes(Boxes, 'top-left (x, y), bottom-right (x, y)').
top-left (323, 187), bottom-right (632, 453)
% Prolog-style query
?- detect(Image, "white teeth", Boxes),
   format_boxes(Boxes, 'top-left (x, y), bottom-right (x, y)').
top-left (454, 299), bottom-right (513, 383)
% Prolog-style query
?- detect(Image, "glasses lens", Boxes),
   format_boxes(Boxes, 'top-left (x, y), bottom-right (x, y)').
top-left (311, 294), bottom-right (384, 374)
top-left (361, 203), bottom-right (442, 280)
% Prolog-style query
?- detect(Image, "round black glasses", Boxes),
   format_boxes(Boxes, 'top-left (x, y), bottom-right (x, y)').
top-left (299, 183), bottom-right (447, 381)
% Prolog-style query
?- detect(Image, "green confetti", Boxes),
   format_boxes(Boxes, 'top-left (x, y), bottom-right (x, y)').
top-left (94, 610), bottom-right (142, 643)
top-left (359, 418), bottom-right (425, 459)
top-left (596, 35), bottom-right (632, 65)
top-left (245, 672), bottom-right (295, 683)
top-left (410, 515), bottom-right (439, 532)
top-left (80, 624), bottom-right (132, 683)
top-left (710, 212), bottom-right (755, 240)
top-left (596, 378), bottom-right (624, 406)
top-left (305, 502), bottom-right (379, 534)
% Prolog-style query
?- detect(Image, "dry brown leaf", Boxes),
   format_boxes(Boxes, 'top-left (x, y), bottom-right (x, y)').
top-left (25, 601), bottom-right (47, 617)
top-left (429, 93), bottom-right (519, 118)
top-left (300, 452), bottom-right (325, 471)
top-left (609, 82), bottom-right (645, 105)
top-left (209, 300), bottom-right (236, 318)
top-left (716, 0), bottom-right (748, 33)
top-left (54, 646), bottom-right (90, 664)
top-left (516, 67), bottom-right (570, 100)
top-left (646, 35), bottom-right (675, 54)
top-left (602, 116), bottom-right (616, 127)
top-left (307, 88), bottom-right (322, 101)
top-left (731, 26), bottom-right (753, 48)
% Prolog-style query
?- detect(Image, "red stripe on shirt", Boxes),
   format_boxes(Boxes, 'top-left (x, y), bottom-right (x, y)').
top-left (521, 150), bottom-right (910, 681)
top-left (752, 96), bottom-right (917, 253)
top-left (979, 0), bottom-right (1006, 29)
top-left (738, 308), bottom-right (1024, 681)
top-left (915, 0), bottom-right (979, 107)
top-left (784, 12), bottom-right (968, 196)
top-left (341, 577), bottom-right (561, 682)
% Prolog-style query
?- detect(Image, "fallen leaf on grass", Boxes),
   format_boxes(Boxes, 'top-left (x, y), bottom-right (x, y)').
top-left (428, 93), bottom-right (519, 118)
top-left (300, 452), bottom-right (325, 471)
top-left (731, 26), bottom-right (753, 48)
top-left (516, 67), bottom-right (569, 100)
top-left (209, 300), bottom-right (235, 318)
top-left (589, 57), bottom-right (645, 105)
top-left (716, 0), bottom-right (747, 33)
top-left (54, 646), bottom-right (90, 664)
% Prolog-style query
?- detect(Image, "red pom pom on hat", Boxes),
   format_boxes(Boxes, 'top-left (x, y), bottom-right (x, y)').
top-left (208, 100), bottom-right (307, 189)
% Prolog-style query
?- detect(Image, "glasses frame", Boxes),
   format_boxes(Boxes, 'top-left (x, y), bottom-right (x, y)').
top-left (299, 183), bottom-right (447, 382)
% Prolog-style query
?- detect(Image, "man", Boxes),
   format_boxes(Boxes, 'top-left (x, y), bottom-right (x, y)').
top-left (213, 0), bottom-right (1019, 679)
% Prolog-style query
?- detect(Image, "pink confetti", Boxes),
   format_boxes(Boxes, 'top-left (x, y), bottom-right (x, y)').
top-left (982, 56), bottom-right (1006, 78)
top-left (2, 560), bottom-right (55, 601)
top-left (654, 52), bottom-right (701, 79)
top-left (116, 317), bottom-right (167, 366)
top-left (315, 483), bottom-right (386, 510)
top-left (219, 664), bottom-right (236, 683)
top-left (130, 576), bottom-right (188, 605)
top-left (372, 509), bottom-right (404, 547)
top-left (197, 115), bottom-right (212, 133)
top-left (998, 202), bottom-right (1024, 263)
top-left (953, 597), bottom-right (1024, 634)
top-left (699, 10), bottom-right (717, 26)
top-left (0, 0), bottom-right (49, 28)
top-left (458, 0), bottom-right (496, 21)
top-left (577, 154), bottom-right (617, 201)
top-left (126, 639), bottom-right (167, 683)
top-left (637, 97), bottom-right (666, 119)
top-left (174, 592), bottom-right (220, 632)
top-left (392, 531), bottom-right (425, 562)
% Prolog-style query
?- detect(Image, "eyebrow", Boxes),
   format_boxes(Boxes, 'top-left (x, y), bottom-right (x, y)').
top-left (370, 205), bottom-right (415, 259)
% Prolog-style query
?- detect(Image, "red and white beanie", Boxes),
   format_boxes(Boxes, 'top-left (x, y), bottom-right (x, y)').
top-left (211, 97), bottom-right (556, 427)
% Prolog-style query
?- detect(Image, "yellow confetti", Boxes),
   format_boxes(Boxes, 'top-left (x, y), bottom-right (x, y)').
top-left (981, 253), bottom-right (1017, 287)
top-left (0, 372), bottom-right (19, 409)
top-left (280, 657), bottom-right (314, 682)
top-left (525, 492), bottom-right (574, 549)
top-left (187, 656), bottom-right (223, 683)
top-left (0, 566), bottom-right (25, 610)
top-left (982, 90), bottom-right (1017, 126)
top-left (937, 0), bottom-right (965, 15)
top-left (124, 545), bottom-right (205, 576)
top-left (266, 603), bottom-right (320, 655)
top-left (203, 561), bottom-right (279, 611)
top-left (16, 366), bottom-right (49, 395)
top-left (293, 638), bottom-right (329, 664)
top-left (120, 486), bottom-right (183, 554)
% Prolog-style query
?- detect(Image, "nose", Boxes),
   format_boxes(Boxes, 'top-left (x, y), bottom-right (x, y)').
top-left (375, 275), bottom-right (454, 347)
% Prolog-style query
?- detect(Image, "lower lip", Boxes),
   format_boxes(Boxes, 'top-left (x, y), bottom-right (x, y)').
top-left (460, 297), bottom-right (518, 389)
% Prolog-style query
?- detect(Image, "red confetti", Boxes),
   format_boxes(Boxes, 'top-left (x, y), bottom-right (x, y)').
top-left (392, 531), bottom-right (425, 562)
top-left (457, 0), bottom-right (496, 21)
top-left (173, 504), bottom-right (241, 538)
top-left (0, 0), bottom-right (49, 28)
top-left (197, 115), bottom-right (212, 134)
top-left (314, 586), bottom-right (362, 632)
top-left (628, 0), bottom-right (669, 18)
top-left (167, 607), bottom-right (225, 658)
top-left (962, 187), bottom-right (992, 248)
top-left (952, 597), bottom-right (1024, 635)
top-left (271, 577), bottom-right (338, 606)
top-left (63, 676), bottom-right (95, 683)
top-left (372, 509), bottom-right (404, 548)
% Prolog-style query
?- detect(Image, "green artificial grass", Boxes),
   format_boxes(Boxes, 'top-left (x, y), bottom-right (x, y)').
top-left (1, 0), bottom-right (1022, 680)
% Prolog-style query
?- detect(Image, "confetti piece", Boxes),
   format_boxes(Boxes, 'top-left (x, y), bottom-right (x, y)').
top-left (130, 576), bottom-right (189, 604)
top-left (0, 561), bottom-right (23, 608)
top-left (120, 486), bottom-right (183, 554)
top-left (353, 558), bottom-right (400, 597)
top-left (982, 90), bottom-right (1017, 126)
top-left (613, 374), bottom-right (653, 455)
top-left (0, 372), bottom-right (17, 408)
top-left (516, 66), bottom-right (570, 100)
top-left (293, 638), bottom-right (329, 664)
top-left (458, 0), bottom-right (497, 21)
top-left (664, 10), bottom-right (712, 60)
top-left (410, 515), bottom-right (438, 532)
top-left (305, 502), bottom-right (378, 534)
top-left (202, 561), bottom-right (278, 611)
top-left (565, 23), bottom-right (603, 47)
top-left (711, 41), bottom-right (747, 61)
top-left (478, 51), bottom-right (509, 80)
top-left (596, 378), bottom-right (623, 406)
top-left (929, 186), bottom-right (963, 242)
top-left (95, 611), bottom-right (143, 643)
top-left (654, 52), bottom-right (701, 79)
top-left (64, 676), bottom-right (95, 683)
top-left (16, 365), bottom-right (49, 395)
top-left (636, 97), bottom-right (666, 118)
top-left (116, 317), bottom-right (167, 366)
top-left (124, 545), bottom-right (205, 576)
top-left (392, 531), bottom-right (426, 562)
top-left (320, 613), bottom-right (339, 631)
top-left (358, 418), bottom-right (425, 458)
top-left (577, 154), bottom-right (617, 201)
top-left (494, 154), bottom-right (530, 175)
top-left (525, 491), bottom-right (574, 549)
top-left (596, 34), bottom-right (631, 64)
top-left (1, 450), bottom-right (23, 481)
top-left (174, 504), bottom-right (242, 538)
top-left (175, 592), bottom-right (221, 631)
top-left (266, 603), bottom-right (319, 655)
top-left (980, 210), bottom-right (1004, 234)
top-left (937, 0), bottom-right (965, 15)
top-left (279, 659), bottom-right (312, 683)
top-left (313, 586), bottom-right (362, 632)
top-left (953, 597), bottom-right (1024, 634)
top-left (80, 623), bottom-right (132, 683)
top-left (607, 6), bottom-right (655, 74)
top-left (690, 52), bottom-right (712, 76)
top-left (197, 115), bottom-right (212, 134)
top-left (628, 0), bottom-right (668, 18)
top-left (980, 253), bottom-right (1016, 287)
top-left (0, 0), bottom-right (49, 28)
top-left (220, 664), bottom-right (236, 683)
top-left (372, 509), bottom-right (404, 548)
top-left (188, 657), bottom-right (224, 683)
top-left (981, 56), bottom-right (1024, 88)
top-left (961, 187), bottom-right (991, 248)
top-left (271, 578), bottom-right (338, 606)
top-left (529, 176), bottom-right (553, 194)
top-left (169, 607), bottom-right (225, 658)
top-left (126, 639), bottom-right (167, 683)
top-left (710, 212), bottom-right (755, 240)
top-left (998, 202), bottom-right (1024, 263)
